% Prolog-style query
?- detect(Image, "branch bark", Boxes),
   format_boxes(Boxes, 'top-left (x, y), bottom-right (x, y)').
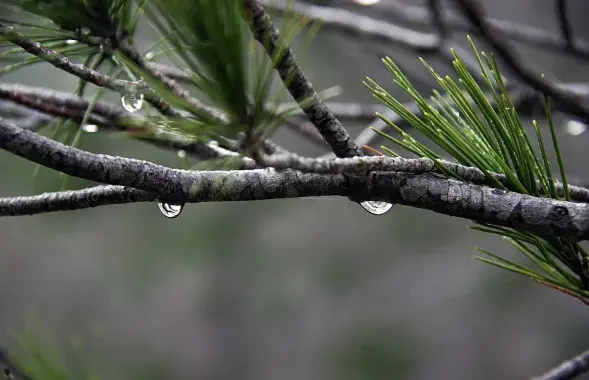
top-left (3, 118), bottom-right (589, 243)
top-left (532, 347), bottom-right (589, 380)
top-left (0, 22), bottom-right (180, 117)
top-left (243, 0), bottom-right (363, 158)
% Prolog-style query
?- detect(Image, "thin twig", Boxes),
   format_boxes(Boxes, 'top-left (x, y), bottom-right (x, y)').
top-left (115, 39), bottom-right (228, 123)
top-left (259, 0), bottom-right (438, 51)
top-left (555, 0), bottom-right (573, 50)
top-left (381, 0), bottom-right (589, 59)
top-left (455, 0), bottom-right (589, 123)
top-left (0, 22), bottom-right (180, 117)
top-left (0, 83), bottom-right (235, 161)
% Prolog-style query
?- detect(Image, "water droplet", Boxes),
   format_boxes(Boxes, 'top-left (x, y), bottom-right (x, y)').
top-left (158, 202), bottom-right (184, 218)
top-left (566, 120), bottom-right (587, 136)
top-left (177, 150), bottom-right (186, 158)
top-left (144, 51), bottom-right (155, 60)
top-left (66, 39), bottom-right (78, 45)
top-left (121, 93), bottom-right (144, 113)
top-left (82, 124), bottom-right (98, 133)
top-left (360, 201), bottom-right (394, 215)
top-left (354, 0), bottom-right (381, 5)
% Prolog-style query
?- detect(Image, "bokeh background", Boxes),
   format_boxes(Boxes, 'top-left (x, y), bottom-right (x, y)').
top-left (2, 0), bottom-right (589, 379)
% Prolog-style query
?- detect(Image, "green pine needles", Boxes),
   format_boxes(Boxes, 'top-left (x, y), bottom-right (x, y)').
top-left (365, 36), bottom-right (589, 305)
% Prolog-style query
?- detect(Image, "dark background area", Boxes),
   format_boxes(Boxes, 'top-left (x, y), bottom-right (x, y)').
top-left (1, 0), bottom-right (589, 379)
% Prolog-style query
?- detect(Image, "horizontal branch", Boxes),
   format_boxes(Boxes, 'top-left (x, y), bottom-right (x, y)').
top-left (257, 152), bottom-right (589, 202)
top-left (260, 0), bottom-right (438, 50)
top-left (3, 118), bottom-right (589, 242)
top-left (0, 185), bottom-right (155, 216)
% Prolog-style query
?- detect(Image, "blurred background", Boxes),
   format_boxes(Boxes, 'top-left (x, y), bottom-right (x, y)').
top-left (2, 0), bottom-right (589, 379)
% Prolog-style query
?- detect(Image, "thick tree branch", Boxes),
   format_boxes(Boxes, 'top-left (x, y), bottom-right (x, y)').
top-left (256, 152), bottom-right (589, 202)
top-left (3, 118), bottom-right (589, 242)
top-left (243, 0), bottom-right (363, 158)
top-left (532, 347), bottom-right (589, 380)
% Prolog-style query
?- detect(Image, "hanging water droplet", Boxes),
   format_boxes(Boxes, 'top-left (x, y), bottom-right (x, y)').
top-left (158, 202), bottom-right (184, 218)
top-left (566, 120), bottom-right (587, 136)
top-left (121, 93), bottom-right (144, 113)
top-left (177, 150), bottom-right (186, 158)
top-left (360, 201), bottom-right (394, 215)
top-left (82, 124), bottom-right (98, 133)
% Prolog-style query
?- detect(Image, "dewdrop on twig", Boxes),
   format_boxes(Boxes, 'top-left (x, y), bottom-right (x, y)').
top-left (158, 203), bottom-right (184, 218)
top-left (121, 93), bottom-right (144, 113)
top-left (360, 201), bottom-right (394, 215)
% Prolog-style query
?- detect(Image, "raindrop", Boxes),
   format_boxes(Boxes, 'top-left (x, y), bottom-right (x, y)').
top-left (158, 202), bottom-right (184, 219)
top-left (566, 120), bottom-right (587, 136)
top-left (66, 39), bottom-right (78, 45)
top-left (354, 0), bottom-right (381, 5)
top-left (121, 93), bottom-right (144, 113)
top-left (360, 201), bottom-right (394, 215)
top-left (82, 124), bottom-right (98, 133)
top-left (177, 150), bottom-right (186, 158)
top-left (144, 51), bottom-right (155, 61)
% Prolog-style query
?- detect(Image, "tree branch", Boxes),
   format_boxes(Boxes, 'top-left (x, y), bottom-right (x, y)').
top-left (255, 152), bottom-right (589, 202)
top-left (3, 118), bottom-right (589, 242)
top-left (0, 185), bottom-right (156, 216)
top-left (0, 83), bottom-right (259, 167)
top-left (455, 0), bottom-right (589, 123)
top-left (532, 347), bottom-right (589, 380)
top-left (0, 345), bottom-right (31, 380)
top-left (243, 0), bottom-right (363, 158)
top-left (0, 22), bottom-right (180, 117)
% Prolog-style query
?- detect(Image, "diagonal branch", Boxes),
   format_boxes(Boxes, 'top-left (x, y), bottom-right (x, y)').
top-left (383, 0), bottom-right (589, 59)
top-left (531, 347), bottom-right (589, 380)
top-left (455, 0), bottom-right (589, 122)
top-left (0, 345), bottom-right (31, 380)
top-left (0, 83), bottom-right (241, 161)
top-left (0, 22), bottom-right (180, 117)
top-left (243, 0), bottom-right (363, 158)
